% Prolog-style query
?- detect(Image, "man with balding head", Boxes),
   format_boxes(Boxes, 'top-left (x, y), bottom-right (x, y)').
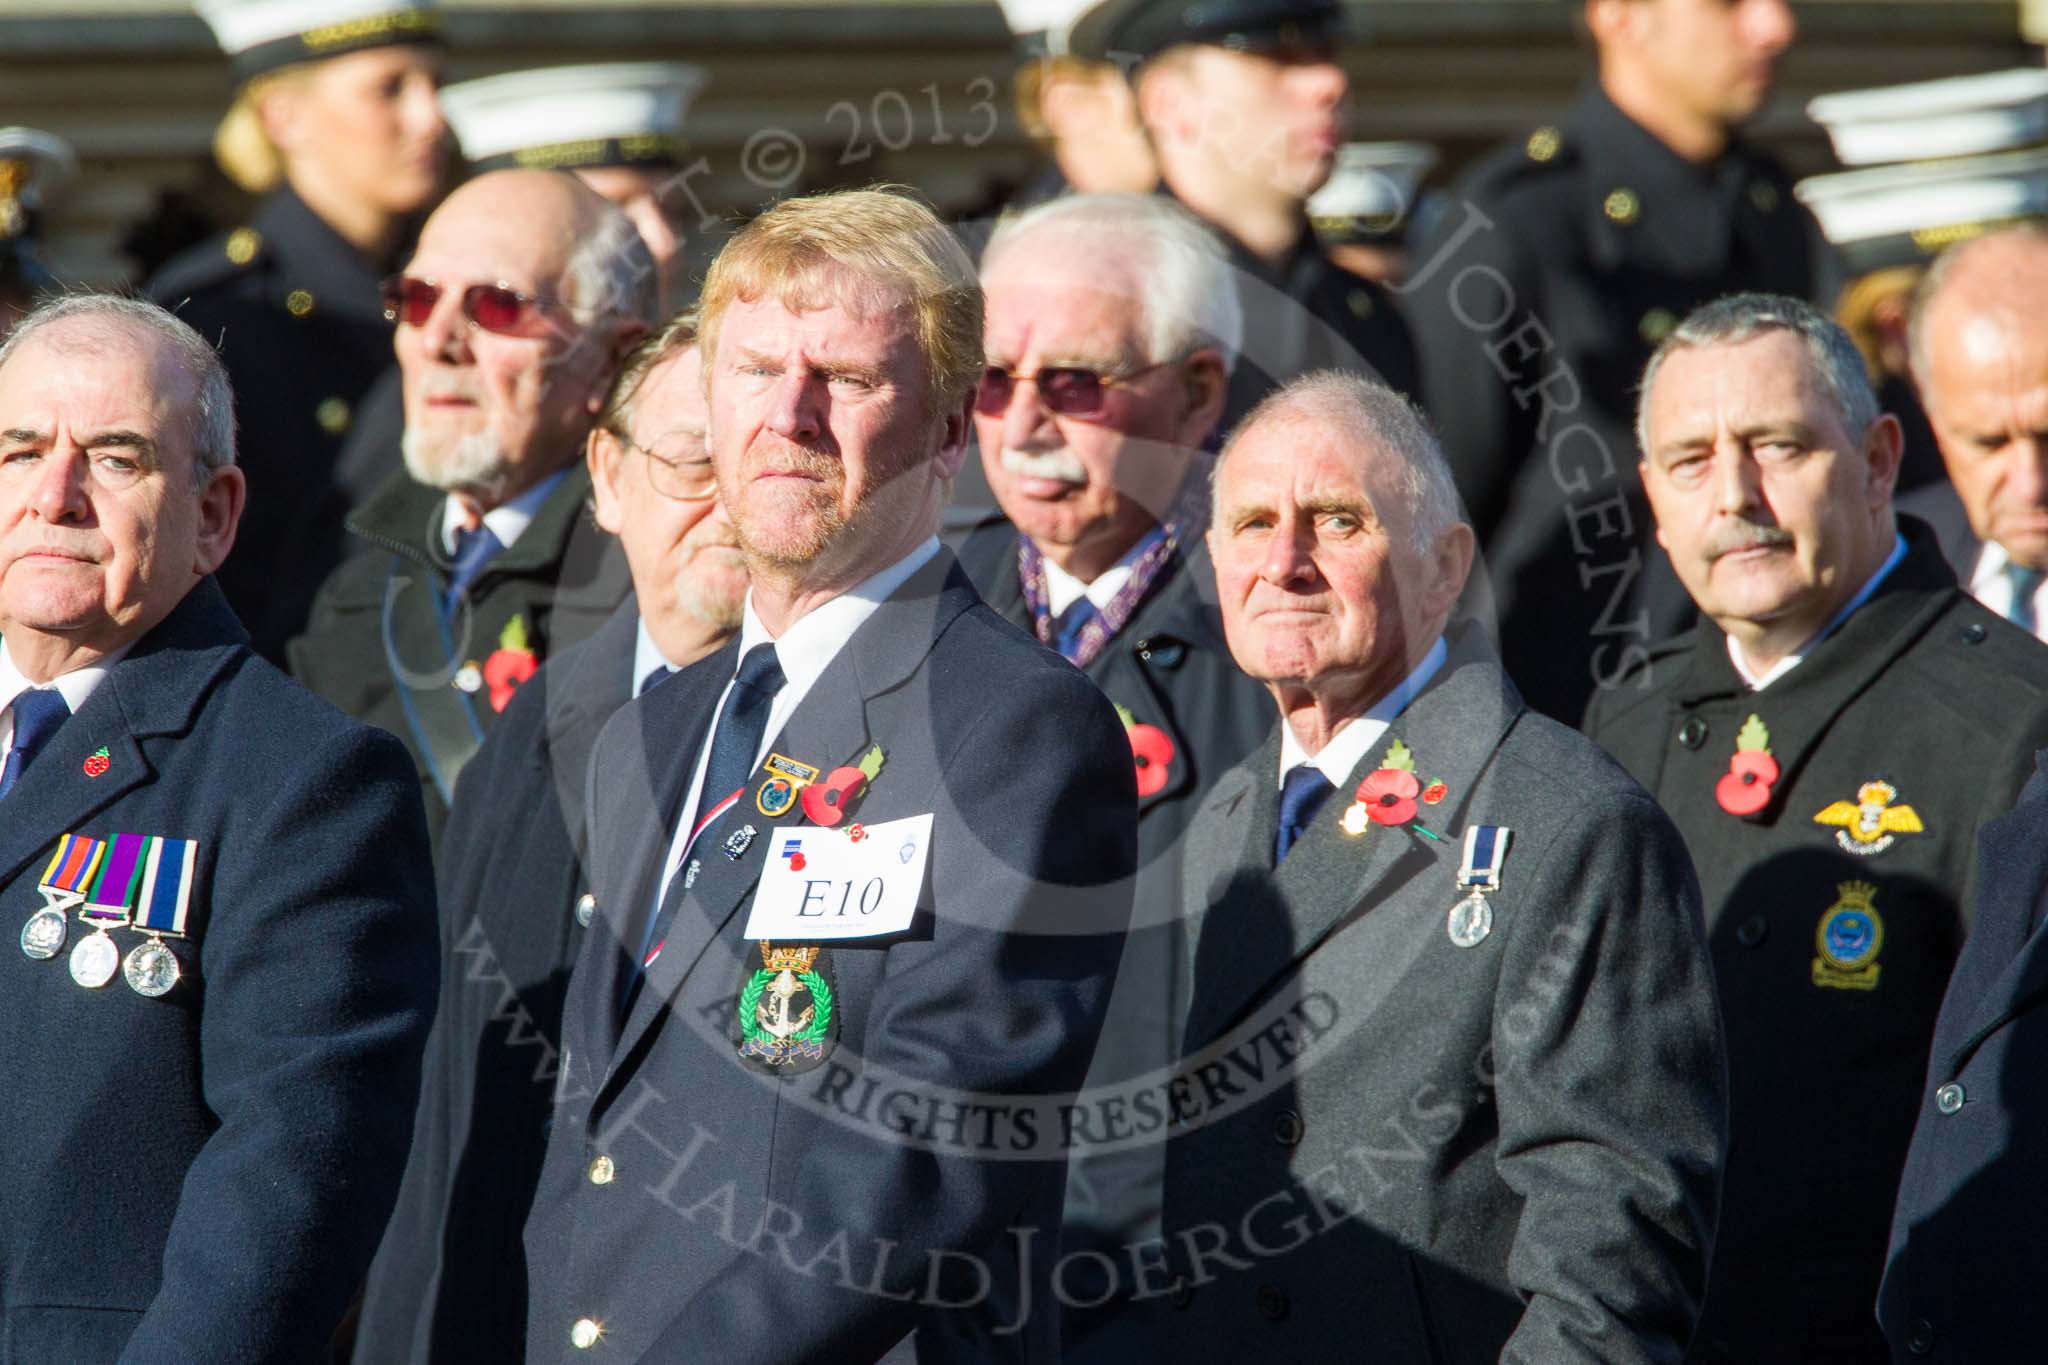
top-left (1154, 370), bottom-right (1722, 1362)
top-left (291, 168), bottom-right (652, 838)
top-left (0, 295), bottom-right (435, 1360)
top-left (1902, 226), bottom-right (2048, 640)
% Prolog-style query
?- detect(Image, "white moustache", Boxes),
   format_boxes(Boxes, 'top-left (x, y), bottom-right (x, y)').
top-left (1000, 448), bottom-right (1087, 484)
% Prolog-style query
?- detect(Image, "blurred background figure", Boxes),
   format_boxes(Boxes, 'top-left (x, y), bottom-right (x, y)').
top-left (147, 0), bottom-right (449, 667)
top-left (1079, 0), bottom-right (1419, 426)
top-left (439, 61), bottom-right (707, 315)
top-left (1904, 226), bottom-right (2048, 641)
top-left (1800, 68), bottom-right (2048, 498)
top-left (1306, 139), bottom-right (1438, 287)
top-left (0, 128), bottom-right (76, 334)
top-left (997, 0), bottom-right (1156, 212)
top-left (1402, 0), bottom-right (1831, 725)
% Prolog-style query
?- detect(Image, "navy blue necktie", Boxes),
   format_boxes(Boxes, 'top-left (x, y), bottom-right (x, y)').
top-left (442, 524), bottom-right (505, 625)
top-left (625, 643), bottom-right (787, 1012)
top-left (2008, 563), bottom-right (2045, 635)
top-left (0, 688), bottom-right (70, 800)
top-left (1275, 763), bottom-right (1335, 864)
top-left (1054, 598), bottom-right (1099, 661)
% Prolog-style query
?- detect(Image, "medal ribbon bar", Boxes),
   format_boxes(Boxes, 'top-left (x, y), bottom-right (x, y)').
top-left (134, 838), bottom-right (197, 937)
top-left (39, 833), bottom-right (106, 902)
top-left (1457, 825), bottom-right (1511, 893)
top-left (82, 832), bottom-right (150, 924)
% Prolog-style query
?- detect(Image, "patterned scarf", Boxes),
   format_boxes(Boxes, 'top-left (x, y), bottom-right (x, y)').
top-left (1016, 472), bottom-right (1209, 669)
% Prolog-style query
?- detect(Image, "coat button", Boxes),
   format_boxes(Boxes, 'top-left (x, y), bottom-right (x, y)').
top-left (570, 1318), bottom-right (602, 1349)
top-left (1735, 914), bottom-right (1769, 948)
top-left (1256, 1284), bottom-right (1289, 1321)
top-left (1677, 717), bottom-right (1709, 749)
top-left (1936, 1082), bottom-right (1965, 1115)
top-left (1907, 1317), bottom-right (1936, 1355)
top-left (1272, 1110), bottom-right (1305, 1146)
top-left (1169, 1277), bottom-right (1195, 1309)
top-left (575, 892), bottom-right (597, 927)
top-left (1958, 622), bottom-right (1987, 645)
top-left (588, 1154), bottom-right (616, 1185)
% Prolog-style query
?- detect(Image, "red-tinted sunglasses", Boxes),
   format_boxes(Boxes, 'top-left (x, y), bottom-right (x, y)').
top-left (380, 275), bottom-right (563, 335)
top-left (974, 359), bottom-right (1177, 420)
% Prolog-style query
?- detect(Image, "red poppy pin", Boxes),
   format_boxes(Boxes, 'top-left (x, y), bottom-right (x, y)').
top-left (1716, 714), bottom-right (1779, 817)
top-left (483, 615), bottom-right (539, 714)
top-left (802, 744), bottom-right (885, 827)
top-left (82, 746), bottom-right (110, 778)
top-left (1341, 739), bottom-right (1445, 840)
top-left (1115, 703), bottom-right (1176, 798)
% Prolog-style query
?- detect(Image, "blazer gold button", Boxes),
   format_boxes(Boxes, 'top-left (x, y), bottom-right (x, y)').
top-left (575, 892), bottom-right (596, 927)
top-left (1935, 1082), bottom-right (1965, 1115)
top-left (570, 1318), bottom-right (602, 1349)
top-left (1603, 188), bottom-right (1640, 226)
top-left (588, 1154), bottom-right (615, 1184)
top-left (286, 289), bottom-right (315, 318)
top-left (1677, 717), bottom-right (1709, 749)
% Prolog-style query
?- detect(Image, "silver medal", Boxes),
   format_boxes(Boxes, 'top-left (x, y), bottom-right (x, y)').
top-left (1447, 892), bottom-right (1493, 948)
top-left (20, 906), bottom-right (68, 959)
top-left (123, 938), bottom-right (181, 997)
top-left (70, 929), bottom-right (120, 988)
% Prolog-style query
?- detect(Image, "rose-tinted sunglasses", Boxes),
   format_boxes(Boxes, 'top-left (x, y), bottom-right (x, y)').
top-left (380, 275), bottom-right (562, 335)
top-left (974, 359), bottom-right (1177, 420)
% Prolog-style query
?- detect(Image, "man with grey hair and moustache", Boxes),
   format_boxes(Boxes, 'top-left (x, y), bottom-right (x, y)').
top-left (1585, 292), bottom-right (2048, 1364)
top-left (951, 191), bottom-right (1274, 1360)
top-left (353, 313), bottom-right (747, 1365)
top-left (1152, 369), bottom-right (1723, 1362)
top-left (290, 168), bottom-right (654, 840)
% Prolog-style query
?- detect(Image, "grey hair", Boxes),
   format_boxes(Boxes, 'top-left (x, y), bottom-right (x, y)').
top-left (1637, 292), bottom-right (1879, 455)
top-left (981, 191), bottom-right (1243, 373)
top-left (0, 293), bottom-right (236, 481)
top-left (1906, 223), bottom-right (2048, 387)
top-left (1216, 369), bottom-right (1464, 553)
top-left (563, 200), bottom-right (661, 328)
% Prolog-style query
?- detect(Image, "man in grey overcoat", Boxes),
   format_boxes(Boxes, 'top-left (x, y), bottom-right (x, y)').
top-left (1148, 371), bottom-right (1728, 1362)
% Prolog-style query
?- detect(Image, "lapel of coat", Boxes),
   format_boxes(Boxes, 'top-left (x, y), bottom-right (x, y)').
top-left (1183, 633), bottom-right (1525, 1051)
top-left (0, 580), bottom-right (243, 890)
top-left (600, 554), bottom-right (980, 1089)
top-left (1944, 760), bottom-right (2048, 1073)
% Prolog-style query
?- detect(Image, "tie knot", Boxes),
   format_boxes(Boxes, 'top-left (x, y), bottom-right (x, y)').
top-left (1280, 763), bottom-right (1333, 811)
top-left (10, 687), bottom-right (70, 747)
top-left (2009, 561), bottom-right (2046, 594)
top-left (734, 642), bottom-right (785, 698)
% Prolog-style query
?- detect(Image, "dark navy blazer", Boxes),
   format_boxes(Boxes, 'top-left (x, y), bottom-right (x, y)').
top-left (0, 579), bottom-right (437, 1364)
top-left (1879, 751), bottom-right (2048, 1362)
top-left (523, 553), bottom-right (1137, 1363)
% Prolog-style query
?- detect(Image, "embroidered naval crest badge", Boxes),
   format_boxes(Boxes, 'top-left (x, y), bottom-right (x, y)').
top-left (1812, 881), bottom-right (1885, 991)
top-left (736, 941), bottom-right (836, 1072)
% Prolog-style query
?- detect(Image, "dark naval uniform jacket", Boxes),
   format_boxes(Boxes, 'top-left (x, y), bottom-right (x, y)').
top-left (1879, 752), bottom-right (2048, 1363)
top-left (1158, 629), bottom-right (1725, 1363)
top-left (146, 187), bottom-right (407, 666)
top-left (353, 599), bottom-right (641, 1365)
top-left (287, 465), bottom-right (628, 840)
top-left (1582, 521), bottom-right (2048, 1364)
top-left (1401, 84), bottom-right (1836, 724)
top-left (0, 579), bottom-right (437, 1364)
top-left (523, 553), bottom-right (1137, 1363)
top-left (951, 516), bottom-right (1273, 1263)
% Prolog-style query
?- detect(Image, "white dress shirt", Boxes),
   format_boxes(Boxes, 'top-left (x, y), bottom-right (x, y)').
top-left (649, 537), bottom-right (943, 919)
top-left (437, 470), bottom-right (567, 555)
top-left (631, 617), bottom-right (685, 699)
top-left (1968, 538), bottom-right (2048, 643)
top-left (1278, 635), bottom-right (1449, 788)
top-left (0, 637), bottom-right (127, 751)
top-left (1727, 532), bottom-right (1907, 691)
top-left (1041, 538), bottom-right (1143, 618)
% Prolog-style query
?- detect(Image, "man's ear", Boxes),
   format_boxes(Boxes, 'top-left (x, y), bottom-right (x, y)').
top-left (1863, 412), bottom-right (1904, 511)
top-left (1134, 61), bottom-right (1187, 146)
top-left (1175, 350), bottom-right (1229, 448)
top-left (1640, 459), bottom-right (1673, 552)
top-left (193, 465), bottom-right (247, 578)
top-left (934, 392), bottom-right (973, 481)
top-left (587, 427), bottom-right (628, 535)
top-left (1428, 521), bottom-right (1477, 621)
top-left (254, 80), bottom-right (305, 155)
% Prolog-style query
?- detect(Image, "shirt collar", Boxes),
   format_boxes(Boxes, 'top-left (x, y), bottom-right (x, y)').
top-left (0, 636), bottom-right (130, 733)
top-left (1279, 635), bottom-right (1449, 788)
top-left (734, 536), bottom-right (942, 700)
top-left (1728, 531), bottom-right (1908, 690)
top-left (631, 614), bottom-right (679, 698)
top-left (439, 470), bottom-right (569, 556)
top-left (1038, 527), bottom-right (1157, 619)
